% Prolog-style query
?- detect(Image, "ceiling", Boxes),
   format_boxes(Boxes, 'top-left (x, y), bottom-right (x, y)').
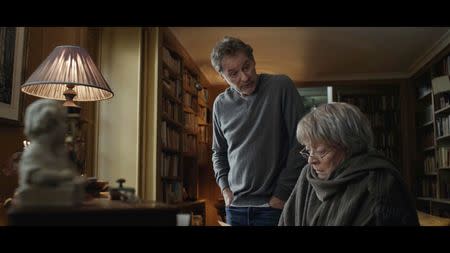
top-left (169, 27), bottom-right (450, 86)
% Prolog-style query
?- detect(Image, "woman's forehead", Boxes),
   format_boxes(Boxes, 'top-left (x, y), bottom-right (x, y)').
top-left (307, 142), bottom-right (328, 150)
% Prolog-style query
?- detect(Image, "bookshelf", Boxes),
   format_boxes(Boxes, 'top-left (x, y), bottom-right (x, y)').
top-left (415, 70), bottom-right (437, 200)
top-left (197, 86), bottom-right (212, 169)
top-left (160, 43), bottom-right (183, 204)
top-left (414, 51), bottom-right (450, 217)
top-left (335, 85), bottom-right (401, 167)
top-left (156, 28), bottom-right (210, 225)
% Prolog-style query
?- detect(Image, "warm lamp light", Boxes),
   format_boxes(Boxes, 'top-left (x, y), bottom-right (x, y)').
top-left (20, 45), bottom-right (113, 175)
top-left (21, 45), bottom-right (113, 107)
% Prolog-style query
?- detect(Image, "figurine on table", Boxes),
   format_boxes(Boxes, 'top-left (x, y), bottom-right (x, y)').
top-left (15, 99), bottom-right (85, 207)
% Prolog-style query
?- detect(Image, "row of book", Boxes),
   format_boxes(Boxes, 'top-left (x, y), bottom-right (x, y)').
top-left (424, 155), bottom-right (437, 174)
top-left (342, 95), bottom-right (397, 112)
top-left (160, 153), bottom-right (179, 178)
top-left (163, 181), bottom-right (183, 203)
top-left (197, 142), bottom-right (210, 167)
top-left (198, 125), bottom-right (211, 143)
top-left (421, 178), bottom-right (437, 198)
top-left (162, 97), bottom-right (182, 123)
top-left (377, 147), bottom-right (397, 161)
top-left (184, 92), bottom-right (198, 112)
top-left (162, 75), bottom-right (183, 100)
top-left (366, 111), bottom-right (399, 129)
top-left (184, 112), bottom-right (197, 133)
top-left (432, 54), bottom-right (450, 77)
top-left (198, 87), bottom-right (209, 102)
top-left (183, 70), bottom-right (199, 94)
top-left (198, 107), bottom-right (208, 124)
top-left (162, 47), bottom-right (181, 75)
top-left (161, 121), bottom-right (181, 150)
top-left (182, 134), bottom-right (197, 153)
top-left (374, 131), bottom-right (396, 148)
top-left (436, 146), bottom-right (450, 168)
top-left (435, 92), bottom-right (450, 111)
top-left (436, 114), bottom-right (450, 138)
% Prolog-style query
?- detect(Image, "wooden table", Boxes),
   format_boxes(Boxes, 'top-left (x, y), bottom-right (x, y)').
top-left (7, 198), bottom-right (179, 226)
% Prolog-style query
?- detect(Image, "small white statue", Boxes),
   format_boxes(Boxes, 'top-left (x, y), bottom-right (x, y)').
top-left (16, 99), bottom-right (85, 206)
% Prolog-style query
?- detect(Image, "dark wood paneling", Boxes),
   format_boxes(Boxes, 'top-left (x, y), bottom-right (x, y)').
top-left (0, 27), bottom-right (98, 208)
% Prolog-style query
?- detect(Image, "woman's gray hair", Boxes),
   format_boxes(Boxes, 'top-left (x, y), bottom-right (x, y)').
top-left (210, 36), bottom-right (254, 73)
top-left (297, 102), bottom-right (374, 156)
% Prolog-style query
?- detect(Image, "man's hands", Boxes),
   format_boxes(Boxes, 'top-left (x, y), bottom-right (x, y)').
top-left (269, 196), bottom-right (285, 209)
top-left (222, 188), bottom-right (285, 209)
top-left (222, 188), bottom-right (233, 207)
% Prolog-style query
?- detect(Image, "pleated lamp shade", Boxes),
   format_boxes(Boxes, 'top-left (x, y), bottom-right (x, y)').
top-left (21, 45), bottom-right (113, 107)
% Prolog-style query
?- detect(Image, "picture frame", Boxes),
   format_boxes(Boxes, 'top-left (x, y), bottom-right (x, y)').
top-left (0, 27), bottom-right (26, 125)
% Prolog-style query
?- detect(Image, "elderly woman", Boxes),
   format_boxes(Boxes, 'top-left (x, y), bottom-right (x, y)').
top-left (278, 102), bottom-right (419, 226)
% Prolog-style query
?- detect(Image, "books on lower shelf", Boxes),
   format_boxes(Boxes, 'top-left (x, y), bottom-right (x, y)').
top-left (337, 91), bottom-right (400, 166)
top-left (160, 153), bottom-right (179, 178)
top-left (437, 146), bottom-right (450, 168)
top-left (163, 181), bottom-right (183, 203)
top-left (421, 178), bottom-right (437, 198)
top-left (414, 52), bottom-right (450, 204)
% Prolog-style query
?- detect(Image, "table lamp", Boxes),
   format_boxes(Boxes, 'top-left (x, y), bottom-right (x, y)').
top-left (20, 45), bottom-right (114, 174)
top-left (21, 45), bottom-right (113, 107)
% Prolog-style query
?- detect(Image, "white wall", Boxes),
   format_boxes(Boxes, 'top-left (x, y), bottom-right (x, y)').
top-left (96, 27), bottom-right (142, 191)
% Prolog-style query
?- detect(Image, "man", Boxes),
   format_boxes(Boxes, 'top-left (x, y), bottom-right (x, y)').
top-left (211, 36), bottom-right (307, 226)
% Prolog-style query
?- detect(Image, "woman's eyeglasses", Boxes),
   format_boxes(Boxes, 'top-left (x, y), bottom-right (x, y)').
top-left (299, 147), bottom-right (331, 161)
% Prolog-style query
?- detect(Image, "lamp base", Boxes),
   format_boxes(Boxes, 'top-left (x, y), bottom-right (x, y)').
top-left (63, 84), bottom-right (80, 109)
top-left (66, 105), bottom-right (81, 115)
top-left (63, 100), bottom-right (81, 108)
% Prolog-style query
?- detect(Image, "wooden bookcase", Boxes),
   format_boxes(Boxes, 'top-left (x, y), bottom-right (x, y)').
top-left (197, 86), bottom-right (212, 169)
top-left (334, 85), bottom-right (402, 168)
top-left (155, 28), bottom-right (211, 225)
top-left (414, 51), bottom-right (450, 217)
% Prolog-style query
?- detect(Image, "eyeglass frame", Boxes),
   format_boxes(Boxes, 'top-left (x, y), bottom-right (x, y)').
top-left (299, 147), bottom-right (332, 161)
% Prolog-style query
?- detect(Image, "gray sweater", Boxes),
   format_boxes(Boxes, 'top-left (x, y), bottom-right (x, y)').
top-left (212, 74), bottom-right (306, 206)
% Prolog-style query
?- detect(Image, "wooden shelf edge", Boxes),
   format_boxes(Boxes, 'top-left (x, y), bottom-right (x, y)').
top-left (420, 121), bottom-right (433, 128)
top-left (162, 60), bottom-right (181, 79)
top-left (417, 197), bottom-right (434, 201)
top-left (183, 106), bottom-right (195, 114)
top-left (184, 87), bottom-right (198, 97)
top-left (198, 97), bottom-right (207, 107)
top-left (161, 176), bottom-right (182, 181)
top-left (423, 146), bottom-right (435, 152)
top-left (182, 152), bottom-right (197, 158)
top-left (418, 91), bottom-right (432, 100)
top-left (436, 135), bottom-right (450, 141)
top-left (161, 114), bottom-right (183, 129)
top-left (162, 147), bottom-right (181, 154)
top-left (184, 128), bottom-right (197, 135)
top-left (162, 85), bottom-right (182, 104)
top-left (417, 197), bottom-right (450, 205)
top-left (435, 105), bottom-right (450, 115)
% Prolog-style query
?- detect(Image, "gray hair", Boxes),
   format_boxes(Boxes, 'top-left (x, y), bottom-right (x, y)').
top-left (296, 102), bottom-right (374, 156)
top-left (210, 36), bottom-right (254, 73)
